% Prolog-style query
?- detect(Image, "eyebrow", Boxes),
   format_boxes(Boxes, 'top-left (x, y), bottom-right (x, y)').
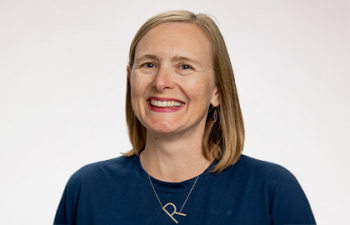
top-left (134, 54), bottom-right (159, 62)
top-left (135, 54), bottom-right (201, 65)
top-left (172, 55), bottom-right (200, 65)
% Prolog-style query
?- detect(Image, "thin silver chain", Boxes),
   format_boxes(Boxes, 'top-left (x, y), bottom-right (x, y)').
top-left (146, 172), bottom-right (200, 213)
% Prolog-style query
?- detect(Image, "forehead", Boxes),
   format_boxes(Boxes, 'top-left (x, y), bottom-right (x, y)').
top-left (134, 22), bottom-right (212, 62)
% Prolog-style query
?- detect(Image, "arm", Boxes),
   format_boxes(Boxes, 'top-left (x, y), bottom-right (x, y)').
top-left (265, 165), bottom-right (316, 225)
top-left (53, 173), bottom-right (81, 225)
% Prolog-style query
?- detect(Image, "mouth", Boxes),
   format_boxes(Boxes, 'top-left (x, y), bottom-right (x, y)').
top-left (148, 98), bottom-right (184, 108)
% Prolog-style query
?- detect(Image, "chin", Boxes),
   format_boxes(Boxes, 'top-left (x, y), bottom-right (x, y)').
top-left (148, 125), bottom-right (178, 135)
top-left (145, 123), bottom-right (182, 136)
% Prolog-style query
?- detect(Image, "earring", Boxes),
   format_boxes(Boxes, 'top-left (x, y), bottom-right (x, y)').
top-left (213, 108), bottom-right (218, 122)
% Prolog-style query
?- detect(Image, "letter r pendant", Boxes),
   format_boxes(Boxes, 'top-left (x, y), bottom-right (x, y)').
top-left (162, 203), bottom-right (186, 224)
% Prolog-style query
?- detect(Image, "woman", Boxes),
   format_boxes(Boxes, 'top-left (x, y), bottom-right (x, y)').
top-left (54, 10), bottom-right (316, 224)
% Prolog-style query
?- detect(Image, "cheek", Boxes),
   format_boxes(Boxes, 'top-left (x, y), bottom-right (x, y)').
top-left (130, 74), bottom-right (151, 113)
top-left (130, 74), bottom-right (146, 97)
top-left (186, 76), bottom-right (215, 102)
top-left (130, 78), bottom-right (141, 109)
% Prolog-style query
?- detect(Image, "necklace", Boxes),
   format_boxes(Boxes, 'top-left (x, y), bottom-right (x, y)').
top-left (145, 168), bottom-right (200, 224)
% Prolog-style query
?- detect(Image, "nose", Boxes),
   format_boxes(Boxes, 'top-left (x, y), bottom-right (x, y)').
top-left (152, 65), bottom-right (174, 91)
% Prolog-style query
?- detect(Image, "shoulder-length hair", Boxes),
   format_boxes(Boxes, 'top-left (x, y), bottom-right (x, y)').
top-left (124, 10), bottom-right (244, 172)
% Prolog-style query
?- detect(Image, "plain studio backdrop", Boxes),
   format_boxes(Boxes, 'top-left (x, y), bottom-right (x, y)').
top-left (0, 0), bottom-right (348, 224)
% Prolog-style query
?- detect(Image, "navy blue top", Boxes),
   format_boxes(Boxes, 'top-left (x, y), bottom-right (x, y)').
top-left (54, 155), bottom-right (316, 224)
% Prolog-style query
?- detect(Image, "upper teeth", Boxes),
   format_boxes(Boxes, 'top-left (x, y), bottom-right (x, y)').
top-left (150, 99), bottom-right (182, 107)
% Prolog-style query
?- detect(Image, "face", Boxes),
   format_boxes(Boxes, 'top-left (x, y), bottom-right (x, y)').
top-left (128, 22), bottom-right (220, 137)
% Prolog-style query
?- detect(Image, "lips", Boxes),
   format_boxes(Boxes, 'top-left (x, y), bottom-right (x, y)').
top-left (150, 99), bottom-right (182, 107)
top-left (147, 97), bottom-right (185, 112)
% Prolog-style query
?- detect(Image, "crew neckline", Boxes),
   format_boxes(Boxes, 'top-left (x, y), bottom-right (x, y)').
top-left (132, 155), bottom-right (218, 194)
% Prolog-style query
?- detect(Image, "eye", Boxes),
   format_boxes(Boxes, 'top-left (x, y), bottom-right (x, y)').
top-left (179, 64), bottom-right (191, 70)
top-left (143, 63), bottom-right (156, 68)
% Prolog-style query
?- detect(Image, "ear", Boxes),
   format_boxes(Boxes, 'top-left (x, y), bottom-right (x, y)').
top-left (210, 86), bottom-right (220, 107)
top-left (127, 65), bottom-right (131, 82)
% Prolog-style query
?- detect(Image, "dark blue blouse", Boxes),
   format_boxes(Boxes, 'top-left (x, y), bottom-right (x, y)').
top-left (54, 155), bottom-right (316, 224)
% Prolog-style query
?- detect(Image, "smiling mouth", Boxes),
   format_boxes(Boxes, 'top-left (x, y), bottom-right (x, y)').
top-left (149, 99), bottom-right (183, 108)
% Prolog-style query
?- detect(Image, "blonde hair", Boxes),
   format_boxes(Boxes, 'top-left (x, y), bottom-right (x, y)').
top-left (124, 10), bottom-right (244, 172)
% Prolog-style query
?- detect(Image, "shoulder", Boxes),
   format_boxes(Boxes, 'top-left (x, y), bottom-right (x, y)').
top-left (236, 154), bottom-right (288, 171)
top-left (54, 156), bottom-right (137, 223)
top-left (229, 155), bottom-right (316, 223)
top-left (231, 154), bottom-right (296, 182)
top-left (212, 154), bottom-right (299, 195)
top-left (222, 154), bottom-right (305, 198)
top-left (66, 155), bottom-right (135, 188)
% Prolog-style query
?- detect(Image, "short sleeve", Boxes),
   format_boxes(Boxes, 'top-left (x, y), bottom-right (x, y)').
top-left (265, 165), bottom-right (316, 225)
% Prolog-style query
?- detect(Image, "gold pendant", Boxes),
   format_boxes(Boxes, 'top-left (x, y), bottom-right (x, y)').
top-left (162, 203), bottom-right (186, 224)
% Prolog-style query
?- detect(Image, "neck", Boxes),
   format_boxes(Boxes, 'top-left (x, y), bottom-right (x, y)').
top-left (140, 130), bottom-right (212, 183)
